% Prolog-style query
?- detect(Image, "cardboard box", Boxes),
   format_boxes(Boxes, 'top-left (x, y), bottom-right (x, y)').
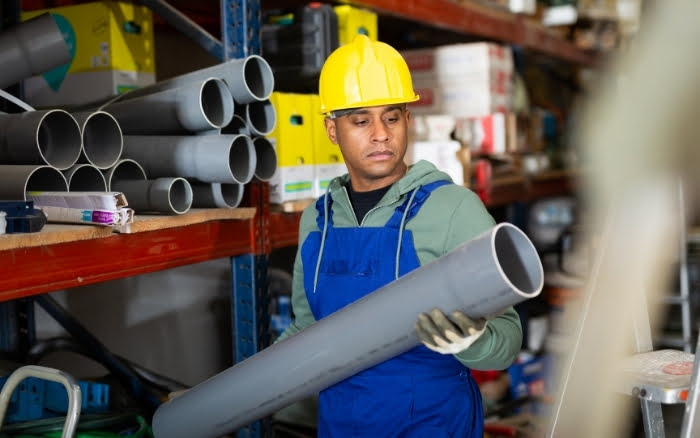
top-left (410, 77), bottom-right (512, 118)
top-left (406, 140), bottom-right (464, 185)
top-left (22, 1), bottom-right (155, 107)
top-left (402, 43), bottom-right (513, 83)
top-left (269, 164), bottom-right (315, 204)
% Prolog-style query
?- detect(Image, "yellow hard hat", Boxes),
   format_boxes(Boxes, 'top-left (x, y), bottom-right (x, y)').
top-left (318, 34), bottom-right (419, 115)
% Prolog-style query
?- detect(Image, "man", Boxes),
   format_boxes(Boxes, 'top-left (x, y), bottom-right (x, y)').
top-left (276, 35), bottom-right (522, 437)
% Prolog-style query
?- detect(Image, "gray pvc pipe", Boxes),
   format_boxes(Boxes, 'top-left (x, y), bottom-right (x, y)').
top-left (252, 137), bottom-right (277, 182)
top-left (151, 223), bottom-right (544, 438)
top-left (103, 78), bottom-right (234, 134)
top-left (190, 182), bottom-right (243, 208)
top-left (0, 110), bottom-right (82, 170)
top-left (246, 99), bottom-right (276, 136)
top-left (121, 134), bottom-right (255, 184)
top-left (63, 163), bottom-right (108, 191)
top-left (112, 177), bottom-right (193, 215)
top-left (221, 114), bottom-right (250, 136)
top-left (0, 13), bottom-right (71, 89)
top-left (102, 159), bottom-right (147, 192)
top-left (117, 55), bottom-right (274, 104)
top-left (72, 111), bottom-right (123, 169)
top-left (0, 165), bottom-right (68, 200)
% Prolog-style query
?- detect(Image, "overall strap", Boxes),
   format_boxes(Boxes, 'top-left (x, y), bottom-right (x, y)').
top-left (314, 193), bottom-right (334, 229)
top-left (385, 180), bottom-right (451, 229)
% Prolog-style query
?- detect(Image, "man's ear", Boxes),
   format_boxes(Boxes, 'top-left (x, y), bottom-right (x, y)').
top-left (324, 117), bottom-right (338, 145)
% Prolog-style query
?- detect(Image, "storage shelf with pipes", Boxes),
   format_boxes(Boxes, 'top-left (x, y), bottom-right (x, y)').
top-left (0, 208), bottom-right (256, 302)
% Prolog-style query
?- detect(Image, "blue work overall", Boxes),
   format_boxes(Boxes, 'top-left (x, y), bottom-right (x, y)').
top-left (301, 181), bottom-right (483, 438)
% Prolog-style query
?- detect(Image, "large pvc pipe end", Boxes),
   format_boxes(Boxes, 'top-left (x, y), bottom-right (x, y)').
top-left (80, 111), bottom-right (123, 169)
top-left (492, 223), bottom-right (544, 299)
top-left (200, 78), bottom-right (234, 129)
top-left (25, 166), bottom-right (68, 196)
top-left (64, 164), bottom-right (108, 191)
top-left (212, 183), bottom-right (243, 208)
top-left (246, 99), bottom-right (276, 137)
top-left (228, 55), bottom-right (275, 104)
top-left (228, 135), bottom-right (256, 184)
top-left (252, 137), bottom-right (277, 182)
top-left (37, 110), bottom-right (82, 170)
top-left (151, 177), bottom-right (193, 215)
top-left (103, 159), bottom-right (147, 191)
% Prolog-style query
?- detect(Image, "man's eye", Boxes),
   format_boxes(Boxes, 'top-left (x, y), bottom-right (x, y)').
top-left (354, 119), bottom-right (369, 126)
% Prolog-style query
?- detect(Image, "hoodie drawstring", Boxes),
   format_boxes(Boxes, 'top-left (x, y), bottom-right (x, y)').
top-left (395, 188), bottom-right (418, 280)
top-left (313, 180), bottom-right (334, 294)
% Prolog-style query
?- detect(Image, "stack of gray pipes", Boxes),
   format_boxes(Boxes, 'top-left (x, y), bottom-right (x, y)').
top-left (0, 13), bottom-right (278, 215)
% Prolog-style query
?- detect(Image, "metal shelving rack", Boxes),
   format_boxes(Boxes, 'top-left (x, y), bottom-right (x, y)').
top-left (0, 1), bottom-right (591, 436)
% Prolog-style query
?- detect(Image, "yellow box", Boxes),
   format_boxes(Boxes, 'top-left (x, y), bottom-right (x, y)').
top-left (22, 1), bottom-right (155, 106)
top-left (268, 92), bottom-right (314, 167)
top-left (334, 5), bottom-right (378, 45)
top-left (310, 95), bottom-right (344, 165)
top-left (22, 2), bottom-right (155, 74)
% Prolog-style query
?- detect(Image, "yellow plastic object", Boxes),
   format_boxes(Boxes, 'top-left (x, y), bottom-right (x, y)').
top-left (310, 94), bottom-right (343, 165)
top-left (267, 92), bottom-right (314, 167)
top-left (334, 5), bottom-right (378, 45)
top-left (22, 2), bottom-right (155, 75)
top-left (318, 35), bottom-right (419, 114)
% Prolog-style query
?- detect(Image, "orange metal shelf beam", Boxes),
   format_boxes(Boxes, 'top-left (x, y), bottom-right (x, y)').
top-left (0, 219), bottom-right (256, 302)
top-left (344, 0), bottom-right (595, 65)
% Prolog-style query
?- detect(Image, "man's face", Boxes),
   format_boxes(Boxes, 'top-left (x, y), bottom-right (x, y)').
top-left (324, 105), bottom-right (410, 192)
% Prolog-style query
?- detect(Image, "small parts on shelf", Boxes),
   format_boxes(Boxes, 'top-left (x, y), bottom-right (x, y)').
top-left (0, 201), bottom-right (47, 234)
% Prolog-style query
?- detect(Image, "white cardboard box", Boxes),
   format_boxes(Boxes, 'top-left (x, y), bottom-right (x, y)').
top-left (314, 163), bottom-right (347, 198)
top-left (409, 77), bottom-right (512, 118)
top-left (269, 165), bottom-right (315, 204)
top-left (406, 140), bottom-right (464, 185)
top-left (402, 43), bottom-right (513, 83)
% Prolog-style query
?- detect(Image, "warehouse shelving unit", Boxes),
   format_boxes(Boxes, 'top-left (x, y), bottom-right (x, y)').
top-left (0, 1), bottom-right (589, 436)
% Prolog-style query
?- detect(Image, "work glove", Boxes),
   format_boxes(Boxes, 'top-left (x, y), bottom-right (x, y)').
top-left (415, 308), bottom-right (487, 355)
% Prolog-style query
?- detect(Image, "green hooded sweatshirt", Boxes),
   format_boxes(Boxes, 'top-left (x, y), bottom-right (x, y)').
top-left (277, 160), bottom-right (522, 371)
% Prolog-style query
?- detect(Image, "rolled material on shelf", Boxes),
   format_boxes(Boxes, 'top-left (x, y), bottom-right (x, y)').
top-left (103, 78), bottom-right (234, 134)
top-left (151, 223), bottom-right (544, 438)
top-left (63, 163), bottom-right (108, 191)
top-left (116, 55), bottom-right (274, 104)
top-left (102, 159), bottom-right (147, 192)
top-left (190, 182), bottom-right (243, 209)
top-left (72, 111), bottom-right (123, 169)
top-left (252, 137), bottom-right (277, 182)
top-left (113, 177), bottom-right (193, 215)
top-left (121, 134), bottom-right (256, 184)
top-left (0, 109), bottom-right (82, 170)
top-left (245, 99), bottom-right (276, 136)
top-left (0, 13), bottom-right (71, 89)
top-left (0, 165), bottom-right (68, 200)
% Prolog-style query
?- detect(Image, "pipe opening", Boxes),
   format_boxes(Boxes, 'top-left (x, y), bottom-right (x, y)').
top-left (82, 112), bottom-right (123, 169)
top-left (106, 159), bottom-right (147, 191)
top-left (221, 114), bottom-right (249, 136)
top-left (201, 78), bottom-right (234, 128)
top-left (243, 56), bottom-right (275, 101)
top-left (493, 224), bottom-right (543, 298)
top-left (247, 100), bottom-right (276, 136)
top-left (215, 183), bottom-right (243, 208)
top-left (229, 135), bottom-right (255, 184)
top-left (37, 110), bottom-right (82, 170)
top-left (25, 166), bottom-right (68, 194)
top-left (67, 165), bottom-right (107, 191)
top-left (253, 137), bottom-right (277, 182)
top-left (169, 178), bottom-right (193, 214)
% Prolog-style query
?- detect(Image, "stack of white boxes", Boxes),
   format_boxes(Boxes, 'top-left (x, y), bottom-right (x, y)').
top-left (402, 42), bottom-right (514, 118)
